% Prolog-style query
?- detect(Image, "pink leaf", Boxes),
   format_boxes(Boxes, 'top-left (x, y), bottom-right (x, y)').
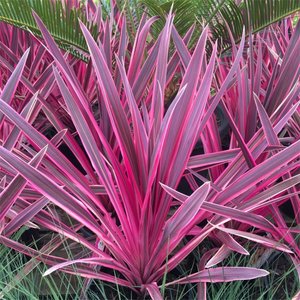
top-left (143, 283), bottom-right (163, 300)
top-left (166, 267), bottom-right (269, 285)
top-left (210, 224), bottom-right (293, 253)
top-left (0, 146), bottom-right (48, 223)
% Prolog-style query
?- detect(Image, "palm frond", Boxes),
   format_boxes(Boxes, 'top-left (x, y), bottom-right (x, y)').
top-left (0, 0), bottom-right (299, 60)
top-left (137, 0), bottom-right (300, 49)
top-left (243, 0), bottom-right (300, 34)
top-left (136, 0), bottom-right (243, 50)
top-left (0, 0), bottom-right (98, 61)
top-left (141, 0), bottom-right (197, 33)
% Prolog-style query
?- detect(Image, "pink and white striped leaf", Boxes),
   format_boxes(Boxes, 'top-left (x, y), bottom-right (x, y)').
top-left (166, 267), bottom-right (269, 285)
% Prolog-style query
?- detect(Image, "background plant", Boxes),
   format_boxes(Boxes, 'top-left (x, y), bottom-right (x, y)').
top-left (1, 0), bottom-right (300, 56)
top-left (0, 0), bottom-right (99, 60)
top-left (1, 236), bottom-right (298, 299)
top-left (116, 0), bottom-right (300, 49)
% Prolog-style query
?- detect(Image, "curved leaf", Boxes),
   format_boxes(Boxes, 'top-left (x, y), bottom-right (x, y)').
top-left (166, 266), bottom-right (269, 285)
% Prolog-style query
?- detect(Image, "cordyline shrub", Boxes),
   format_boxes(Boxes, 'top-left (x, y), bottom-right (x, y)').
top-left (0, 2), bottom-right (299, 298)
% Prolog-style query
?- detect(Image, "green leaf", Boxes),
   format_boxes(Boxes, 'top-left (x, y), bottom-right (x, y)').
top-left (138, 0), bottom-right (300, 49)
top-left (0, 0), bottom-right (98, 61)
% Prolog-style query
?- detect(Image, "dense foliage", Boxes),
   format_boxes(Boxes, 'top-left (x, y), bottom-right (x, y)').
top-left (0, 1), bottom-right (299, 298)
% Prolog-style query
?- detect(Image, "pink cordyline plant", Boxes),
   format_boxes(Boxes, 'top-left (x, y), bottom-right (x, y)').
top-left (0, 2), bottom-right (299, 298)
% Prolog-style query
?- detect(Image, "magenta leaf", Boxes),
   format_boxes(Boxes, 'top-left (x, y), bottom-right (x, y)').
top-left (166, 267), bottom-right (269, 285)
top-left (143, 282), bottom-right (163, 300)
